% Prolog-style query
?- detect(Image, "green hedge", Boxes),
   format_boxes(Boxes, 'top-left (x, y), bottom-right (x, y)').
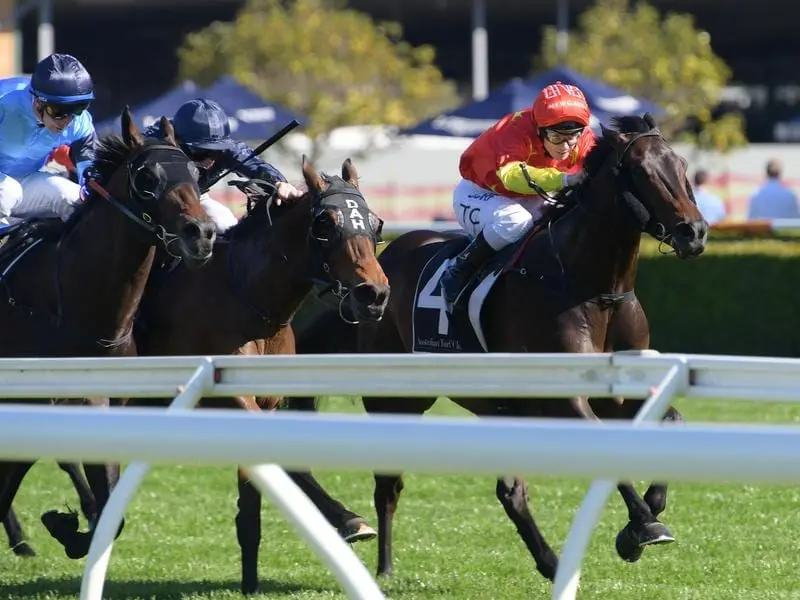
top-left (637, 237), bottom-right (800, 357)
top-left (295, 234), bottom-right (800, 357)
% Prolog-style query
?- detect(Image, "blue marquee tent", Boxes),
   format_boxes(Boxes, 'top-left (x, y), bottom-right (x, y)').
top-left (94, 81), bottom-right (202, 135)
top-left (198, 76), bottom-right (304, 139)
top-left (95, 77), bottom-right (304, 140)
top-left (401, 66), bottom-right (664, 137)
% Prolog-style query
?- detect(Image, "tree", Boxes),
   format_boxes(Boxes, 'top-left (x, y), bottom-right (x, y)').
top-left (178, 0), bottom-right (459, 160)
top-left (537, 0), bottom-right (747, 152)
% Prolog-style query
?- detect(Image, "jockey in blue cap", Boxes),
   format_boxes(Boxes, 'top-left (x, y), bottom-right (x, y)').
top-left (0, 53), bottom-right (98, 225)
top-left (143, 98), bottom-right (303, 232)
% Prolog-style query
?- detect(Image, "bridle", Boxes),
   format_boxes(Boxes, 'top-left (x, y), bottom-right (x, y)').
top-left (86, 143), bottom-right (201, 258)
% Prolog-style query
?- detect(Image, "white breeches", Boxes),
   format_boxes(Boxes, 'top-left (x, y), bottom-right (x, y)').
top-left (452, 178), bottom-right (545, 251)
top-left (200, 193), bottom-right (238, 233)
top-left (1, 171), bottom-right (81, 223)
top-left (0, 174), bottom-right (239, 232)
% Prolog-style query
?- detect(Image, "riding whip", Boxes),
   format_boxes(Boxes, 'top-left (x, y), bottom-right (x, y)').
top-left (206, 118), bottom-right (300, 188)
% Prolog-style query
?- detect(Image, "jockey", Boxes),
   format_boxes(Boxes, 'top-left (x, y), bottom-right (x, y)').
top-left (143, 98), bottom-right (303, 232)
top-left (0, 53), bottom-right (98, 226)
top-left (439, 81), bottom-right (596, 309)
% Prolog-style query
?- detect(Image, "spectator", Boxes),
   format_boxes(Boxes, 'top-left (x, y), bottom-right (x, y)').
top-left (691, 169), bottom-right (727, 225)
top-left (747, 158), bottom-right (800, 220)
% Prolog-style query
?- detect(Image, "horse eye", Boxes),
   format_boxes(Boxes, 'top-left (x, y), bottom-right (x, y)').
top-left (312, 213), bottom-right (335, 240)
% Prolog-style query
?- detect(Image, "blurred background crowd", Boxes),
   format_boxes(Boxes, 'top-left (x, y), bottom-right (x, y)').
top-left (3, 0), bottom-right (799, 229)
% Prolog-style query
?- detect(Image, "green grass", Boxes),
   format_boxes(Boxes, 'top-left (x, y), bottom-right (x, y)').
top-left (2, 397), bottom-right (800, 599)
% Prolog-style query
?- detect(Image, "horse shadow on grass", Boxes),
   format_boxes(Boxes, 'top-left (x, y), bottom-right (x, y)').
top-left (0, 576), bottom-right (334, 598)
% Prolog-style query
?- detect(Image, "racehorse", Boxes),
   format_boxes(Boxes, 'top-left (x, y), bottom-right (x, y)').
top-left (0, 107), bottom-right (216, 562)
top-left (1, 157), bottom-right (389, 595)
top-left (135, 157), bottom-right (389, 595)
top-left (287, 114), bottom-right (707, 581)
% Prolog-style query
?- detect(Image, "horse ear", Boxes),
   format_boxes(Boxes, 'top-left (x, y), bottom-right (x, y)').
top-left (159, 116), bottom-right (178, 147)
top-left (643, 112), bottom-right (657, 129)
top-left (121, 105), bottom-right (144, 149)
top-left (341, 158), bottom-right (359, 189)
top-left (301, 155), bottom-right (326, 193)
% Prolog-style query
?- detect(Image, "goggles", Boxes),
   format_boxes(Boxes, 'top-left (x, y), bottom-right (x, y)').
top-left (42, 101), bottom-right (91, 120)
top-left (542, 127), bottom-right (584, 145)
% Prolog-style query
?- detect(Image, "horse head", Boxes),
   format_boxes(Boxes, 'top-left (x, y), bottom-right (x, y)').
top-left (89, 106), bottom-right (217, 267)
top-left (597, 113), bottom-right (708, 258)
top-left (302, 156), bottom-right (390, 322)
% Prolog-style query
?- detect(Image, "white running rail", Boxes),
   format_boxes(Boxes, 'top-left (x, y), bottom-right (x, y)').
top-left (0, 351), bottom-right (796, 599)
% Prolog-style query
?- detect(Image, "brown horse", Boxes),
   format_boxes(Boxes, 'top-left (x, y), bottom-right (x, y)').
top-left (288, 114), bottom-right (707, 581)
top-left (0, 107), bottom-right (216, 561)
top-left (0, 162), bottom-right (390, 581)
top-left (0, 158), bottom-right (390, 591)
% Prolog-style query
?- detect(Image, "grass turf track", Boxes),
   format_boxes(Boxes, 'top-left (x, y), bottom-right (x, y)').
top-left (1, 396), bottom-right (800, 599)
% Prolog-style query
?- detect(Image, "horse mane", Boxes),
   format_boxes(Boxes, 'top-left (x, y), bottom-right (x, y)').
top-left (541, 114), bottom-right (655, 223)
top-left (64, 135), bottom-right (165, 229)
top-left (225, 172), bottom-right (348, 240)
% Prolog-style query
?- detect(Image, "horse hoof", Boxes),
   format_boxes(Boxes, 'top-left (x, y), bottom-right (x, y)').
top-left (242, 585), bottom-right (260, 596)
top-left (41, 510), bottom-right (79, 539)
top-left (639, 521), bottom-right (675, 547)
top-left (615, 522), bottom-right (644, 563)
top-left (11, 542), bottom-right (36, 558)
top-left (41, 510), bottom-right (87, 559)
top-left (339, 518), bottom-right (377, 544)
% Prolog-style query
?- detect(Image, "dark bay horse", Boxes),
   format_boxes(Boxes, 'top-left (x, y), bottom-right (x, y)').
top-left (288, 114), bottom-right (708, 581)
top-left (0, 158), bottom-right (390, 592)
top-left (134, 157), bottom-right (389, 594)
top-left (0, 107), bottom-right (216, 561)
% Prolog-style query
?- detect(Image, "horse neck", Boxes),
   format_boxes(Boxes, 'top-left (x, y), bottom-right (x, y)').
top-left (547, 167), bottom-right (643, 294)
top-left (58, 198), bottom-right (156, 347)
top-left (232, 194), bottom-right (315, 325)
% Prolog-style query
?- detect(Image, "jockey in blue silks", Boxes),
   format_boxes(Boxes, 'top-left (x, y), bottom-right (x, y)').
top-left (0, 53), bottom-right (98, 225)
top-left (143, 98), bottom-right (303, 232)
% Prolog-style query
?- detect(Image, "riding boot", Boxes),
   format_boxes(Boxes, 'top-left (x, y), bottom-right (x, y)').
top-left (440, 231), bottom-right (496, 310)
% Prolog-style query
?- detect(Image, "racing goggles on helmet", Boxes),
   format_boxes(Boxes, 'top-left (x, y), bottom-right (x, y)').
top-left (42, 101), bottom-right (91, 120)
top-left (542, 121), bottom-right (585, 144)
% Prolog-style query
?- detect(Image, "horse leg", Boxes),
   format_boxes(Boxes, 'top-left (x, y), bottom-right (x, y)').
top-left (373, 472), bottom-right (404, 577)
top-left (627, 405), bottom-right (685, 561)
top-left (41, 462), bottom-right (122, 559)
top-left (0, 462), bottom-right (36, 557)
top-left (236, 469), bottom-right (261, 595)
top-left (495, 475), bottom-right (559, 581)
top-left (463, 399), bottom-right (561, 582)
top-left (365, 395), bottom-right (436, 578)
top-left (282, 396), bottom-right (375, 541)
top-left (3, 506), bottom-right (36, 557)
top-left (287, 471), bottom-right (376, 542)
top-left (58, 462), bottom-right (98, 526)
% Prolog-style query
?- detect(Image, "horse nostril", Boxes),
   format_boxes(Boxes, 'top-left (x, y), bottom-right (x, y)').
top-left (183, 221), bottom-right (202, 240)
top-left (374, 288), bottom-right (389, 307)
top-left (202, 223), bottom-right (217, 241)
top-left (352, 283), bottom-right (379, 306)
top-left (675, 221), bottom-right (696, 240)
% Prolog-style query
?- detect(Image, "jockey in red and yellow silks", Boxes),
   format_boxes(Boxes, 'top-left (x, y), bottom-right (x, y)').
top-left (440, 81), bottom-right (596, 309)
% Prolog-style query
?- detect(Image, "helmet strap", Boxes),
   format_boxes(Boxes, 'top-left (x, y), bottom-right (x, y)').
top-left (31, 97), bottom-right (47, 127)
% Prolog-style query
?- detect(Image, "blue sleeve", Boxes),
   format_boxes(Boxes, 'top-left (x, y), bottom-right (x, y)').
top-left (218, 140), bottom-right (287, 184)
top-left (69, 113), bottom-right (99, 184)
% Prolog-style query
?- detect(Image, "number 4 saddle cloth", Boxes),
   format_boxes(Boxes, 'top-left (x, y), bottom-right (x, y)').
top-left (411, 236), bottom-right (520, 354)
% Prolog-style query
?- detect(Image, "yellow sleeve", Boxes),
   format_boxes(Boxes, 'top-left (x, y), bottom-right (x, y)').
top-left (497, 161), bottom-right (566, 195)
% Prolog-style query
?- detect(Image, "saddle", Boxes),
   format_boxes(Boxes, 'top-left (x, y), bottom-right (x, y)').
top-left (0, 218), bottom-right (64, 277)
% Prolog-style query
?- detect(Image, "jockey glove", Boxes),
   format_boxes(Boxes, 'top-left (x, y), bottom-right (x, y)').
top-left (563, 170), bottom-right (587, 188)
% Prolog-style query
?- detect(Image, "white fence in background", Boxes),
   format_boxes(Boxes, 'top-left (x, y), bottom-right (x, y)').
top-left (0, 351), bottom-right (798, 600)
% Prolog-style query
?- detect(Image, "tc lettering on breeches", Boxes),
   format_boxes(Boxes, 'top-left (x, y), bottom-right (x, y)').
top-left (452, 178), bottom-right (545, 250)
